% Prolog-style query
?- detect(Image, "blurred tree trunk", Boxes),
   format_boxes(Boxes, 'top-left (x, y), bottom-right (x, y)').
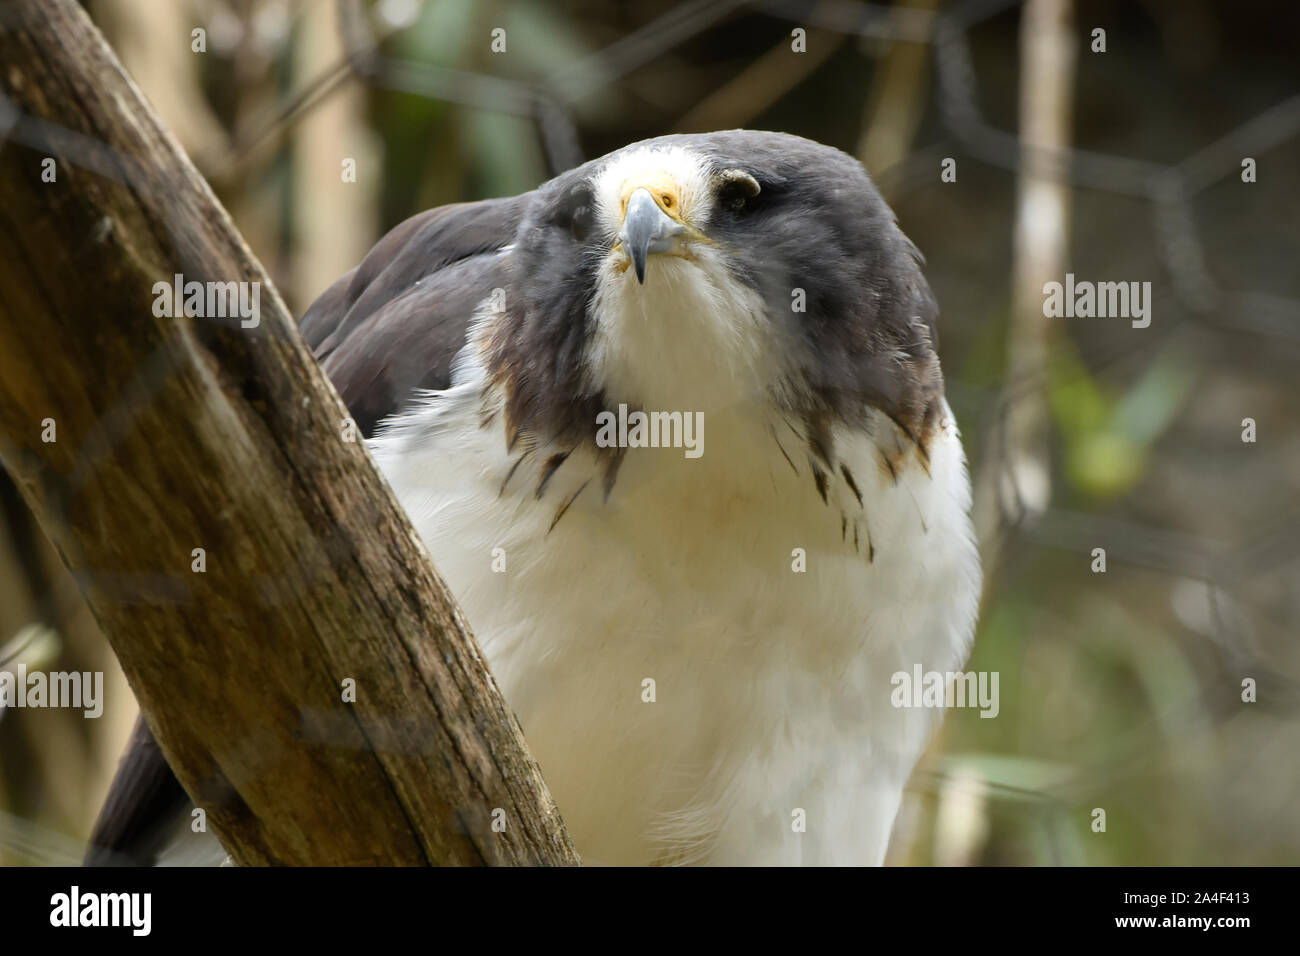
top-left (0, 0), bottom-right (576, 866)
top-left (974, 0), bottom-right (1076, 562)
top-left (857, 0), bottom-right (939, 184)
top-left (292, 0), bottom-right (380, 310)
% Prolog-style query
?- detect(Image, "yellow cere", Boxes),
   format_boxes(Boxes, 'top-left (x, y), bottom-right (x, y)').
top-left (619, 173), bottom-right (686, 223)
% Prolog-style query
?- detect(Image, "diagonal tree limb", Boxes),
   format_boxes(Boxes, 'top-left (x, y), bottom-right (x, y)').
top-left (0, 0), bottom-right (577, 866)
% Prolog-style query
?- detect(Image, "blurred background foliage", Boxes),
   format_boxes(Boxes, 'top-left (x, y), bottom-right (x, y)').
top-left (1, 0), bottom-right (1297, 865)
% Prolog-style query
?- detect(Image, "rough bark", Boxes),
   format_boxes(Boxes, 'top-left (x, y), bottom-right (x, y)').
top-left (0, 0), bottom-right (577, 866)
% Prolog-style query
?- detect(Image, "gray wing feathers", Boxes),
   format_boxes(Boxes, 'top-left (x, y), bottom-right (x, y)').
top-left (301, 195), bottom-right (527, 435)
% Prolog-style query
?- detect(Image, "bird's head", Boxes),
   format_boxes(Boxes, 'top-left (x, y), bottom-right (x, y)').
top-left (488, 130), bottom-right (943, 460)
top-left (604, 154), bottom-right (757, 286)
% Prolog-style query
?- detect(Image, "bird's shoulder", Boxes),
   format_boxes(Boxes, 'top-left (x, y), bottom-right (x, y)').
top-left (299, 194), bottom-right (531, 436)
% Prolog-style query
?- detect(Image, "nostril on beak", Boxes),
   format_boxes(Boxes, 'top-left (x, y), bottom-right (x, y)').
top-left (619, 188), bottom-right (683, 284)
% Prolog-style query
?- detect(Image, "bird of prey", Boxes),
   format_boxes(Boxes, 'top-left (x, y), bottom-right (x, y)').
top-left (89, 130), bottom-right (981, 866)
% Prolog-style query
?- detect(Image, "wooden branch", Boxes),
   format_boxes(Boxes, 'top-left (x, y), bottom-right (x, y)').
top-left (0, 0), bottom-right (577, 866)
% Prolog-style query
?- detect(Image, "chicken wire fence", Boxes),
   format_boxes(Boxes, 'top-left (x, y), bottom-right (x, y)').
top-left (0, 0), bottom-right (1297, 865)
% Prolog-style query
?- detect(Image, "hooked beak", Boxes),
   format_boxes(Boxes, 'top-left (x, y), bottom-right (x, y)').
top-left (619, 187), bottom-right (686, 284)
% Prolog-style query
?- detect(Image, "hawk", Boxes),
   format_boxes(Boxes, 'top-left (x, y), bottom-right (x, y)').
top-left (90, 130), bottom-right (981, 866)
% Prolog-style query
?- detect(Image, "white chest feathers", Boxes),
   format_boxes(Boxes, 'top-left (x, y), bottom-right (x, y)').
top-left (370, 349), bottom-right (981, 865)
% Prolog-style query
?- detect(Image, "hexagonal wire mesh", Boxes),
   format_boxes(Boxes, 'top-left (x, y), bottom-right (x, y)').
top-left (0, 0), bottom-right (1296, 865)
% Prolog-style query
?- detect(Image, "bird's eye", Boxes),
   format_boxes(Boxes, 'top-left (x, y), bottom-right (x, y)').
top-left (570, 203), bottom-right (593, 242)
top-left (559, 186), bottom-right (595, 242)
top-left (716, 169), bottom-right (761, 213)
